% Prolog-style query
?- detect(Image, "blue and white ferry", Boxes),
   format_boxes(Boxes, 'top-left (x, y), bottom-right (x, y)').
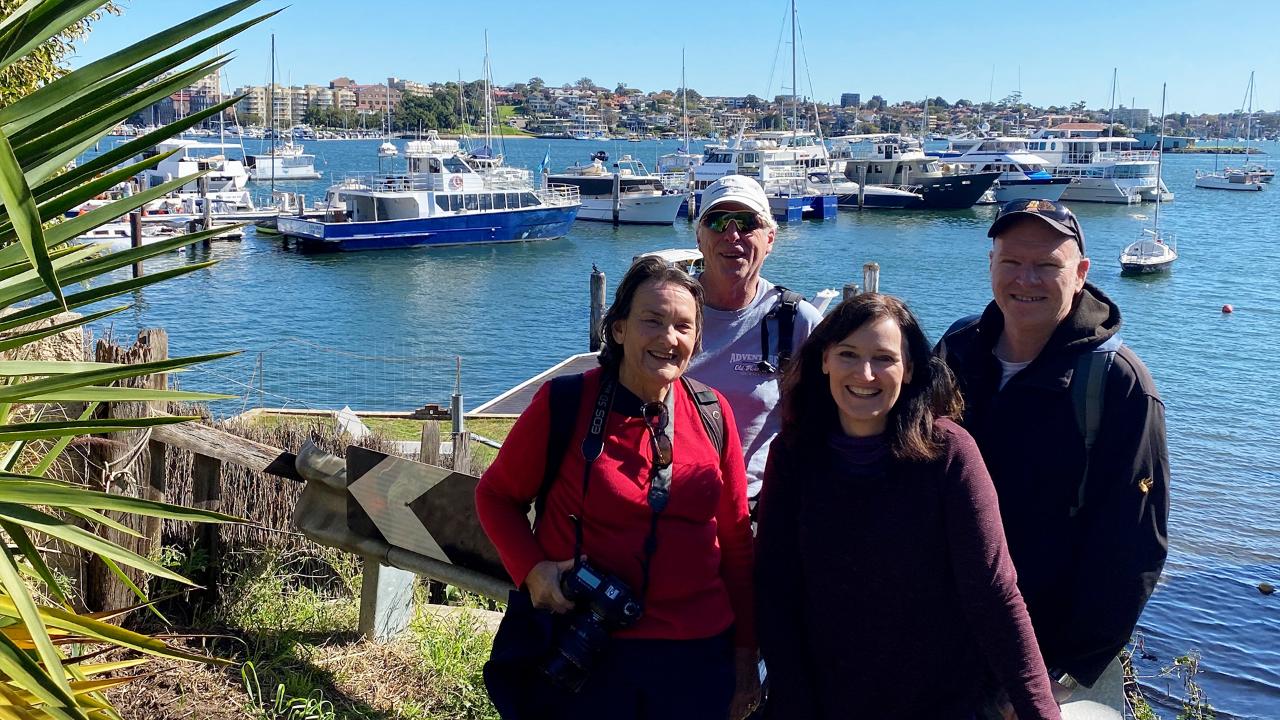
top-left (277, 137), bottom-right (580, 252)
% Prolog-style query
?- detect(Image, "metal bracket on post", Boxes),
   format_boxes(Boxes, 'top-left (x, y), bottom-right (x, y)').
top-left (358, 558), bottom-right (416, 642)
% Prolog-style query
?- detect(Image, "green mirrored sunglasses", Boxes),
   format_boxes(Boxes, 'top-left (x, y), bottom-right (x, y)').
top-left (701, 211), bottom-right (761, 233)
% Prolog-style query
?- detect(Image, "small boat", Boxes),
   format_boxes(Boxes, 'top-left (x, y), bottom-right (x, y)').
top-left (377, 141), bottom-right (399, 158)
top-left (246, 142), bottom-right (322, 181)
top-left (1121, 85), bottom-right (1177, 276)
top-left (1196, 73), bottom-right (1265, 192)
top-left (806, 171), bottom-right (922, 209)
top-left (1195, 168), bottom-right (1266, 191)
top-left (546, 152), bottom-right (684, 225)
top-left (1120, 229), bottom-right (1177, 274)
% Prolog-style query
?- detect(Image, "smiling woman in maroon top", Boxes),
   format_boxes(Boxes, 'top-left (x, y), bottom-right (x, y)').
top-left (755, 293), bottom-right (1061, 720)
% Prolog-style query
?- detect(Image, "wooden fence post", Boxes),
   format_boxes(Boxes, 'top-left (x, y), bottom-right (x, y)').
top-left (84, 329), bottom-right (168, 612)
top-left (419, 421), bottom-right (441, 466)
top-left (191, 453), bottom-right (223, 605)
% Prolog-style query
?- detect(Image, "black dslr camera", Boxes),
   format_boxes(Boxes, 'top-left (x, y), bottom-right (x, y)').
top-left (541, 560), bottom-right (643, 692)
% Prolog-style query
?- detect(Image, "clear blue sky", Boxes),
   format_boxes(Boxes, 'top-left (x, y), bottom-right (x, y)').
top-left (71, 1), bottom-right (1279, 115)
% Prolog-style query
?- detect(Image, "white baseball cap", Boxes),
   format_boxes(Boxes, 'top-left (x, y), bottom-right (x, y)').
top-left (700, 175), bottom-right (770, 217)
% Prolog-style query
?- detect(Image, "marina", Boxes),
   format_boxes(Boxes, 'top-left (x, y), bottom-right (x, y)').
top-left (78, 134), bottom-right (1280, 718)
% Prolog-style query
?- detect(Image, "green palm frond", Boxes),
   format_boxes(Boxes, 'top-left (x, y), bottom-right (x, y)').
top-left (0, 1), bottom-right (268, 716)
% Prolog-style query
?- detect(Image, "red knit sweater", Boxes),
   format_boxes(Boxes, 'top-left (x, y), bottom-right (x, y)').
top-left (475, 368), bottom-right (756, 647)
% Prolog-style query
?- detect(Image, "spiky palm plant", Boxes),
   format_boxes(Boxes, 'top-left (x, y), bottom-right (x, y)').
top-left (0, 1), bottom-right (277, 716)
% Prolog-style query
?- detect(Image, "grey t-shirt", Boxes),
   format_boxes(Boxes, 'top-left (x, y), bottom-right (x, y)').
top-left (688, 277), bottom-right (823, 498)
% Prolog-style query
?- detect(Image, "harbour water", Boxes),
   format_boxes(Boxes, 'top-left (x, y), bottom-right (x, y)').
top-left (87, 136), bottom-right (1279, 717)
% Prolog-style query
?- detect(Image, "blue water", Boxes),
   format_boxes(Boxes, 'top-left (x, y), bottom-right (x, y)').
top-left (87, 136), bottom-right (1279, 717)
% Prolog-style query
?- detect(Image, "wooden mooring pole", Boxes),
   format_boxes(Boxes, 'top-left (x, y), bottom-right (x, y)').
top-left (589, 265), bottom-right (606, 351)
top-left (129, 211), bottom-right (143, 278)
top-left (611, 172), bottom-right (621, 225)
top-left (863, 262), bottom-right (880, 294)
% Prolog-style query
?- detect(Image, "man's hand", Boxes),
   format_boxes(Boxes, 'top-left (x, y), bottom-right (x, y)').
top-left (728, 648), bottom-right (762, 720)
top-left (523, 558), bottom-right (577, 614)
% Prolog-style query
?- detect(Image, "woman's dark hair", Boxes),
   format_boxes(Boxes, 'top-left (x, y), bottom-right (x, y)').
top-left (598, 256), bottom-right (704, 371)
top-left (780, 293), bottom-right (962, 462)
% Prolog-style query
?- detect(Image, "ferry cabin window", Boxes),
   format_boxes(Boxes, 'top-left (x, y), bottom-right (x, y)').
top-left (436, 196), bottom-right (450, 213)
top-left (494, 193), bottom-right (506, 210)
top-left (508, 192), bottom-right (519, 208)
top-left (480, 193), bottom-right (492, 211)
top-left (520, 191), bottom-right (538, 206)
top-left (464, 194), bottom-right (479, 211)
top-left (443, 156), bottom-right (472, 174)
top-left (428, 158), bottom-right (444, 173)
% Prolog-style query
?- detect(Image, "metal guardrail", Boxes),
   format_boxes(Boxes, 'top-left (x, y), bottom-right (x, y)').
top-left (541, 183), bottom-right (581, 207)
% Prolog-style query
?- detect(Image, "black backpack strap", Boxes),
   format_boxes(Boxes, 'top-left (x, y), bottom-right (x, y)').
top-left (535, 373), bottom-right (584, 528)
top-left (937, 313), bottom-right (983, 362)
top-left (1069, 335), bottom-right (1122, 517)
top-left (680, 376), bottom-right (726, 459)
top-left (758, 286), bottom-right (804, 373)
top-left (774, 286), bottom-right (803, 370)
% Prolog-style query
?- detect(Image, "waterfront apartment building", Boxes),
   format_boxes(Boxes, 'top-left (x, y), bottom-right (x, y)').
top-left (1112, 107), bottom-right (1151, 131)
top-left (388, 77), bottom-right (430, 96)
top-left (841, 92), bottom-right (861, 108)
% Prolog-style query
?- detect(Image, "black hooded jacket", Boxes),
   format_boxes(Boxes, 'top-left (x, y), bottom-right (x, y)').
top-left (938, 282), bottom-right (1169, 686)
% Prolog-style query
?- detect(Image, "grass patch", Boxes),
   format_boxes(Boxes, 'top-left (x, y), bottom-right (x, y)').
top-left (109, 549), bottom-right (502, 720)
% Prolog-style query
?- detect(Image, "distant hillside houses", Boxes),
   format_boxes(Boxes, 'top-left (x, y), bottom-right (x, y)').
top-left (132, 70), bottom-right (1278, 141)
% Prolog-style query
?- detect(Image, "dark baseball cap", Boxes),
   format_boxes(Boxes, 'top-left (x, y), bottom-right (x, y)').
top-left (987, 199), bottom-right (1085, 253)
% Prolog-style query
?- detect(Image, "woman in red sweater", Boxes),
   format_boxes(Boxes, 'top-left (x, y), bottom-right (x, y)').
top-left (476, 258), bottom-right (758, 720)
top-left (755, 294), bottom-right (1061, 719)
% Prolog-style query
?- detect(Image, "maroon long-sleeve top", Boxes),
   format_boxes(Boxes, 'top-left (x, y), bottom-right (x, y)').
top-left (756, 418), bottom-right (1060, 719)
top-left (476, 368), bottom-right (756, 647)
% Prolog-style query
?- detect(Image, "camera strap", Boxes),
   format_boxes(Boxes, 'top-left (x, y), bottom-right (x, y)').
top-left (638, 385), bottom-right (675, 600)
top-left (572, 371), bottom-right (673, 603)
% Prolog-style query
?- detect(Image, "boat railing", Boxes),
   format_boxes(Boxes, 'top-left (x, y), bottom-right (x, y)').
top-left (659, 172), bottom-right (691, 192)
top-left (763, 165), bottom-right (809, 195)
top-left (1098, 150), bottom-right (1159, 163)
top-left (540, 183), bottom-right (581, 207)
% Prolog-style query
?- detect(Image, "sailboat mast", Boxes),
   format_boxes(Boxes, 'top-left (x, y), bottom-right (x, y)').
top-left (790, 0), bottom-right (797, 141)
top-left (1154, 83), bottom-right (1166, 230)
top-left (1244, 71), bottom-right (1254, 158)
top-left (1107, 67), bottom-right (1116, 138)
top-left (457, 70), bottom-right (465, 132)
top-left (681, 47), bottom-right (689, 151)
top-left (484, 30), bottom-right (493, 144)
top-left (270, 33), bottom-right (276, 194)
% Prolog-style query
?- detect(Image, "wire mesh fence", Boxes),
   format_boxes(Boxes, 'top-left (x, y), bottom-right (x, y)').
top-left (175, 337), bottom-right (464, 418)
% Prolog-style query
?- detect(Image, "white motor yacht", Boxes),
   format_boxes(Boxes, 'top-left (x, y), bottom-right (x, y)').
top-left (247, 142), bottom-right (322, 181)
top-left (142, 139), bottom-right (249, 192)
top-left (547, 153), bottom-right (685, 225)
top-left (1026, 124), bottom-right (1170, 204)
top-left (933, 136), bottom-right (1072, 203)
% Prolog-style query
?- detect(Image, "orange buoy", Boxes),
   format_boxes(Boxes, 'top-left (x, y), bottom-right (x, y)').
top-left (1222, 304), bottom-right (1234, 314)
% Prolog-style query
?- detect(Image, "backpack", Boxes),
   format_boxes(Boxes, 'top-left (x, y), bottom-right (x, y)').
top-left (938, 314), bottom-right (1122, 517)
top-left (758, 286), bottom-right (805, 373)
top-left (532, 373), bottom-right (727, 524)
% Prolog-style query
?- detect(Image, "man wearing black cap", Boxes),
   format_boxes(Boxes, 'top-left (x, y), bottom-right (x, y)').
top-left (938, 199), bottom-right (1170, 708)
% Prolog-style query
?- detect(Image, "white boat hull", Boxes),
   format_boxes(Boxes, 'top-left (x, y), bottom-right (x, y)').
top-left (1194, 174), bottom-right (1264, 191)
top-left (993, 181), bottom-right (1069, 203)
top-left (248, 166), bottom-right (323, 181)
top-left (575, 193), bottom-right (686, 225)
top-left (1060, 178), bottom-right (1153, 204)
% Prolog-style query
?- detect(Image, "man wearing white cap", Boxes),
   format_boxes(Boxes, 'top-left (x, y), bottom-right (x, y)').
top-left (687, 175), bottom-right (823, 507)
